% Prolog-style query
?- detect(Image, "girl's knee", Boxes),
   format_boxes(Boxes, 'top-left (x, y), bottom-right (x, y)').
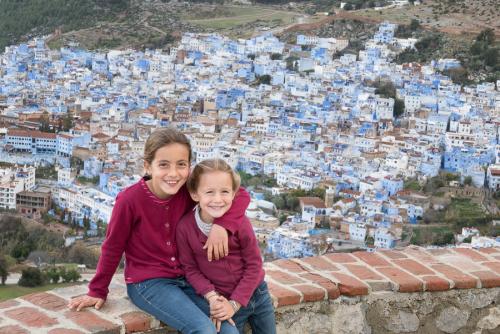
top-left (188, 322), bottom-right (217, 334)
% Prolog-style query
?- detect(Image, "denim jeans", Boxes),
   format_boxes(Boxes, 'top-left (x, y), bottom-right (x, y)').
top-left (127, 277), bottom-right (238, 334)
top-left (188, 281), bottom-right (276, 334)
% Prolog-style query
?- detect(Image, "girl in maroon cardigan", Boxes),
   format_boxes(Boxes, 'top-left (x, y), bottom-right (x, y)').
top-left (177, 158), bottom-right (276, 334)
top-left (68, 128), bottom-right (250, 334)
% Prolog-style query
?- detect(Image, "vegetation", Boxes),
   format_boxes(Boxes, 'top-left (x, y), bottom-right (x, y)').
top-left (0, 0), bottom-right (129, 49)
top-left (265, 188), bottom-right (326, 212)
top-left (18, 267), bottom-right (44, 287)
top-left (0, 282), bottom-right (77, 301)
top-left (238, 171), bottom-right (277, 188)
top-left (35, 165), bottom-right (57, 180)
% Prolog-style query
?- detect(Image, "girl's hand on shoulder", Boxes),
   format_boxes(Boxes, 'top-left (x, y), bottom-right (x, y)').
top-left (68, 295), bottom-right (105, 311)
top-left (204, 224), bottom-right (228, 261)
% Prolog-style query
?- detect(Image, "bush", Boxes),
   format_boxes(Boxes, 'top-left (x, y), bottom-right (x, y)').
top-left (18, 267), bottom-right (45, 287)
top-left (44, 267), bottom-right (60, 284)
top-left (59, 267), bottom-right (81, 283)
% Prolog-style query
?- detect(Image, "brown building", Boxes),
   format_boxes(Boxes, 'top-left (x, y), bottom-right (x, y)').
top-left (16, 190), bottom-right (51, 217)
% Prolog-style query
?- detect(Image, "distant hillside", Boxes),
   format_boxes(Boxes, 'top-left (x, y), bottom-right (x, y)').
top-left (0, 0), bottom-right (129, 49)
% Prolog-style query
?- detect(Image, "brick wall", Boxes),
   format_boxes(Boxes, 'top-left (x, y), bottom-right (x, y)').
top-left (1, 246), bottom-right (499, 334)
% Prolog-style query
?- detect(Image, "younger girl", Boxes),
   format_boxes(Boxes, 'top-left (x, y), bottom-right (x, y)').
top-left (176, 158), bottom-right (276, 334)
top-left (68, 128), bottom-right (250, 334)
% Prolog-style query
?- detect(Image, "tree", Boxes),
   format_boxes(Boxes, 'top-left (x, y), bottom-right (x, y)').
top-left (18, 267), bottom-right (45, 287)
top-left (463, 176), bottom-right (472, 186)
top-left (62, 112), bottom-right (74, 131)
top-left (394, 98), bottom-right (405, 118)
top-left (0, 254), bottom-right (9, 285)
top-left (45, 267), bottom-right (60, 284)
top-left (409, 19), bottom-right (420, 31)
top-left (484, 48), bottom-right (498, 67)
top-left (257, 75), bottom-right (271, 85)
top-left (270, 53), bottom-right (282, 60)
top-left (476, 28), bottom-right (495, 45)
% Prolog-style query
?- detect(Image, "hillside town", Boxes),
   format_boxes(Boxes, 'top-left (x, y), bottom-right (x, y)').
top-left (1, 22), bottom-right (499, 259)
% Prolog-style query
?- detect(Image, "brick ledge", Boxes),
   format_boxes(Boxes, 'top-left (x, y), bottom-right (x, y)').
top-left (0, 246), bottom-right (499, 333)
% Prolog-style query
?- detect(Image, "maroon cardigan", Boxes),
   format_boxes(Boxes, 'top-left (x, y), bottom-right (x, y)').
top-left (88, 178), bottom-right (250, 300)
top-left (176, 210), bottom-right (265, 307)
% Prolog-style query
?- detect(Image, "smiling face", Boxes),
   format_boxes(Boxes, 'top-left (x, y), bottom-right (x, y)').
top-left (144, 143), bottom-right (190, 199)
top-left (190, 170), bottom-right (236, 224)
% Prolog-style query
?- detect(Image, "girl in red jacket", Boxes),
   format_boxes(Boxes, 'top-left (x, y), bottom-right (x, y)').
top-left (177, 158), bottom-right (276, 334)
top-left (69, 128), bottom-right (250, 334)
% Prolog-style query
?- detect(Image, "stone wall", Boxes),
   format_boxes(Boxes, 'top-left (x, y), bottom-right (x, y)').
top-left (0, 246), bottom-right (499, 334)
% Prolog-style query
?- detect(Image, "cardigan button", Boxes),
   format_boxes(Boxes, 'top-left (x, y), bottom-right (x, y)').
top-left (171, 257), bottom-right (176, 261)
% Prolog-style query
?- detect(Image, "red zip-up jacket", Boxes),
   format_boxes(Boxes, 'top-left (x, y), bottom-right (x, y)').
top-left (176, 210), bottom-right (265, 307)
top-left (87, 178), bottom-right (250, 300)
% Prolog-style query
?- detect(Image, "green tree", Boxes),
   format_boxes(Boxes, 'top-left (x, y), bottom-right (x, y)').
top-left (409, 19), bottom-right (420, 31)
top-left (45, 267), bottom-right (60, 284)
top-left (463, 176), bottom-right (472, 186)
top-left (0, 254), bottom-right (9, 285)
top-left (394, 98), bottom-right (405, 118)
top-left (270, 53), bottom-right (282, 60)
top-left (18, 267), bottom-right (45, 287)
top-left (476, 28), bottom-right (495, 45)
top-left (257, 75), bottom-right (271, 85)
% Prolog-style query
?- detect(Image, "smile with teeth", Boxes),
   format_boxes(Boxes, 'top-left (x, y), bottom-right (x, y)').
top-left (164, 180), bottom-right (179, 186)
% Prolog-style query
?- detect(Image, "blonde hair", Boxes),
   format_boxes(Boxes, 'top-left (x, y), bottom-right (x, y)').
top-left (144, 128), bottom-right (192, 166)
top-left (187, 158), bottom-right (241, 193)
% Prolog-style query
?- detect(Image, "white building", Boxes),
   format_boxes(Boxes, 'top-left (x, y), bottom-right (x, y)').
top-left (0, 166), bottom-right (36, 210)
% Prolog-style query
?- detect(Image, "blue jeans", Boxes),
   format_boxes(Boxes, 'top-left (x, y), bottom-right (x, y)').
top-left (188, 281), bottom-right (276, 334)
top-left (127, 277), bottom-right (238, 334)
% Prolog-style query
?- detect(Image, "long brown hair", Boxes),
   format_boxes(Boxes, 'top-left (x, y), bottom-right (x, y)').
top-left (144, 128), bottom-right (192, 166)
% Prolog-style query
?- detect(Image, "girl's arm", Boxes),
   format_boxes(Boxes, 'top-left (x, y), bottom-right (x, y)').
top-left (88, 194), bottom-right (134, 299)
top-left (228, 217), bottom-right (264, 307)
top-left (205, 187), bottom-right (251, 260)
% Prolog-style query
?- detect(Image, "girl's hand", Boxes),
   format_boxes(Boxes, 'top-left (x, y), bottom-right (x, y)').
top-left (68, 295), bottom-right (105, 311)
top-left (204, 224), bottom-right (228, 261)
top-left (210, 296), bottom-right (236, 321)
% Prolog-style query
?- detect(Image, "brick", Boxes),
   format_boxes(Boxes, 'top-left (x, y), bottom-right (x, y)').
top-left (344, 264), bottom-right (384, 280)
top-left (22, 292), bottom-right (67, 311)
top-left (421, 276), bottom-right (450, 292)
top-left (300, 273), bottom-right (340, 300)
top-left (353, 252), bottom-right (391, 267)
top-left (324, 253), bottom-right (358, 263)
top-left (64, 310), bottom-right (120, 333)
top-left (482, 261), bottom-right (500, 274)
top-left (266, 270), bottom-right (305, 284)
top-left (329, 272), bottom-right (369, 296)
top-left (267, 282), bottom-right (301, 307)
top-left (300, 256), bottom-right (339, 271)
top-left (273, 259), bottom-right (306, 273)
top-left (432, 264), bottom-right (478, 289)
top-left (427, 249), bottom-right (453, 256)
top-left (379, 250), bottom-right (407, 260)
top-left (404, 248), bottom-right (437, 264)
top-left (393, 259), bottom-right (434, 276)
top-left (0, 325), bottom-right (28, 334)
top-left (470, 271), bottom-right (500, 288)
top-left (120, 311), bottom-right (152, 333)
top-left (5, 307), bottom-right (58, 328)
top-left (478, 248), bottom-right (499, 255)
top-left (376, 267), bottom-right (423, 292)
top-left (453, 248), bottom-right (489, 262)
top-left (0, 300), bottom-right (19, 309)
top-left (293, 284), bottom-right (326, 302)
top-left (48, 329), bottom-right (86, 334)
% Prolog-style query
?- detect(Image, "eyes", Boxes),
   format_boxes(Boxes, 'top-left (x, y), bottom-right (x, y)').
top-left (205, 190), bottom-right (231, 195)
top-left (158, 162), bottom-right (189, 169)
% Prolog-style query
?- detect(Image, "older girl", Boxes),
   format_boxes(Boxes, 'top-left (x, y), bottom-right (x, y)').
top-left (69, 128), bottom-right (250, 334)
